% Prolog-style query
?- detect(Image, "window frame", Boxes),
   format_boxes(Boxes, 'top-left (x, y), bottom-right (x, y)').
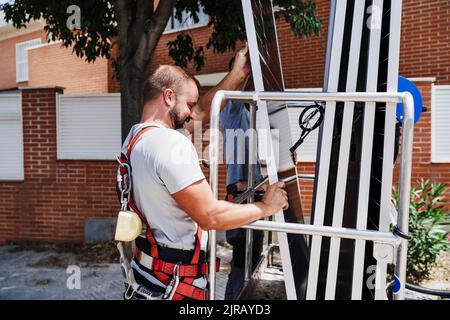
top-left (15, 38), bottom-right (42, 83)
top-left (163, 7), bottom-right (209, 34)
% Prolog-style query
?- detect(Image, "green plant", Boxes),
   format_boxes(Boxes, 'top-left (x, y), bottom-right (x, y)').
top-left (393, 179), bottom-right (450, 283)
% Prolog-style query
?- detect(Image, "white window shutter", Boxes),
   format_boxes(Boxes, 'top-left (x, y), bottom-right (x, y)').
top-left (57, 94), bottom-right (121, 160)
top-left (0, 94), bottom-right (24, 180)
top-left (432, 85), bottom-right (450, 162)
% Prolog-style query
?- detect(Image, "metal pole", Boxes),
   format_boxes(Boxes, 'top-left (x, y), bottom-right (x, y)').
top-left (393, 92), bottom-right (414, 300)
top-left (242, 220), bottom-right (398, 244)
top-left (208, 91), bottom-right (225, 300)
top-left (220, 91), bottom-right (403, 104)
top-left (245, 102), bottom-right (257, 281)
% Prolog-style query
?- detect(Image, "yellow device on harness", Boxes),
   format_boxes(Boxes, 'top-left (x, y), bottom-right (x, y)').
top-left (115, 158), bottom-right (142, 242)
top-left (114, 210), bottom-right (143, 242)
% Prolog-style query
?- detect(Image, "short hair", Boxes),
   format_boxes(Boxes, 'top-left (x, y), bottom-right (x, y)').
top-left (143, 65), bottom-right (199, 104)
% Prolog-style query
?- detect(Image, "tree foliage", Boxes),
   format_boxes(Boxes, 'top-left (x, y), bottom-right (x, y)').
top-left (1, 0), bottom-right (321, 139)
top-left (2, 0), bottom-right (321, 71)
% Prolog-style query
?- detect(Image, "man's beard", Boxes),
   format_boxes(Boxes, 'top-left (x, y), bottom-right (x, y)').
top-left (170, 107), bottom-right (191, 130)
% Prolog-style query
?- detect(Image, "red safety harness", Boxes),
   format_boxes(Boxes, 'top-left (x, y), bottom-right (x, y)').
top-left (117, 126), bottom-right (219, 300)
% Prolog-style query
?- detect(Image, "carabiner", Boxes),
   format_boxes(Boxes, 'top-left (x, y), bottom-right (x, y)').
top-left (163, 263), bottom-right (181, 300)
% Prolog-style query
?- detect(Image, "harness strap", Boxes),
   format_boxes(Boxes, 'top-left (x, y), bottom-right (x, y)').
top-left (135, 247), bottom-right (220, 277)
top-left (124, 126), bottom-right (160, 258)
top-left (176, 281), bottom-right (210, 300)
top-left (125, 126), bottom-right (154, 159)
top-left (120, 124), bottom-right (210, 300)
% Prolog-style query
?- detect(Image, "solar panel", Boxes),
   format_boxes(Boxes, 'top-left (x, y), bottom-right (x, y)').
top-left (307, 0), bottom-right (403, 300)
top-left (242, 0), bottom-right (309, 300)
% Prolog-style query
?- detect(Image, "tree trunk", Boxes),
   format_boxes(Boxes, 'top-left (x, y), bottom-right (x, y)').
top-left (114, 0), bottom-right (177, 142)
top-left (120, 61), bottom-right (148, 142)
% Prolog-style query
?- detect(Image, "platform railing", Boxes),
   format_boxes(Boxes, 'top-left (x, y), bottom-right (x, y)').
top-left (208, 90), bottom-right (414, 300)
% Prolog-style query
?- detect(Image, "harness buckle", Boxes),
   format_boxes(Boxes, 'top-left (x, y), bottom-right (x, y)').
top-left (163, 262), bottom-right (181, 300)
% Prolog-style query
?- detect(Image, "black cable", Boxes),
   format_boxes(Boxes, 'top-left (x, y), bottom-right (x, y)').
top-left (405, 282), bottom-right (450, 298)
top-left (289, 102), bottom-right (325, 155)
top-left (392, 225), bottom-right (412, 240)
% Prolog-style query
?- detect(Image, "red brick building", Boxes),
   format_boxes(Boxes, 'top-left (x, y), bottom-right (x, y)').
top-left (0, 0), bottom-right (449, 243)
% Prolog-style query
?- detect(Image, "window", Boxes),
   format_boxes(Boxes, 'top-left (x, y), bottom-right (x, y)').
top-left (15, 38), bottom-right (41, 82)
top-left (164, 6), bottom-right (209, 33)
top-left (0, 93), bottom-right (24, 180)
top-left (57, 94), bottom-right (121, 160)
top-left (432, 85), bottom-right (450, 162)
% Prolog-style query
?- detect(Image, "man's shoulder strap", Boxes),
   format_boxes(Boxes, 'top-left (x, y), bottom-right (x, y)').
top-left (126, 125), bottom-right (158, 159)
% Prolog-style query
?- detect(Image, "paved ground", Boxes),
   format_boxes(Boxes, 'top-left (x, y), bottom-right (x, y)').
top-left (0, 242), bottom-right (447, 300)
top-left (0, 244), bottom-right (123, 300)
top-left (0, 242), bottom-right (232, 300)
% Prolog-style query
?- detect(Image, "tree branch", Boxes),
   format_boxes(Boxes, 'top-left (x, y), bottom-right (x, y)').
top-left (127, 0), bottom-right (154, 55)
top-left (143, 0), bottom-right (176, 57)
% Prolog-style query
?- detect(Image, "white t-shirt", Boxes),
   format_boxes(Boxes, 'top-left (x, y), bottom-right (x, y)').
top-left (122, 122), bottom-right (207, 251)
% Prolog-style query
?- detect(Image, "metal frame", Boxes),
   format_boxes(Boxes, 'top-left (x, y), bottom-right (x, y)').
top-left (376, 0), bottom-right (404, 300)
top-left (208, 90), bottom-right (414, 300)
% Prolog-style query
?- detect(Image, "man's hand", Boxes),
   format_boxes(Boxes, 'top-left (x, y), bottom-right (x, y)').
top-left (261, 181), bottom-right (289, 216)
top-left (231, 42), bottom-right (251, 81)
top-left (188, 43), bottom-right (252, 134)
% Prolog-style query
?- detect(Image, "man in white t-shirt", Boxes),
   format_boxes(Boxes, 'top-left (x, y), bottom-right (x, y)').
top-left (121, 46), bottom-right (288, 300)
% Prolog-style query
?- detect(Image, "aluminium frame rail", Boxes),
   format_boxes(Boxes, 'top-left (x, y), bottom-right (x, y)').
top-left (208, 90), bottom-right (414, 300)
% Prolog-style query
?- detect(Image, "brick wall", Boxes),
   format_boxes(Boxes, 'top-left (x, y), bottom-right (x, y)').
top-left (0, 87), bottom-right (117, 244)
top-left (394, 81), bottom-right (450, 210)
top-left (400, 0), bottom-right (450, 85)
top-left (28, 42), bottom-right (110, 94)
top-left (0, 29), bottom-right (46, 90)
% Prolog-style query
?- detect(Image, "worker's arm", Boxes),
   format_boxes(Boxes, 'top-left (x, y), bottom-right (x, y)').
top-left (172, 179), bottom-right (288, 231)
top-left (185, 43), bottom-right (251, 134)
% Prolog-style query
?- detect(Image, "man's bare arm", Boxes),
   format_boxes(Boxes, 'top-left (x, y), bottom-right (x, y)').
top-left (172, 178), bottom-right (288, 231)
top-left (185, 43), bottom-right (251, 134)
